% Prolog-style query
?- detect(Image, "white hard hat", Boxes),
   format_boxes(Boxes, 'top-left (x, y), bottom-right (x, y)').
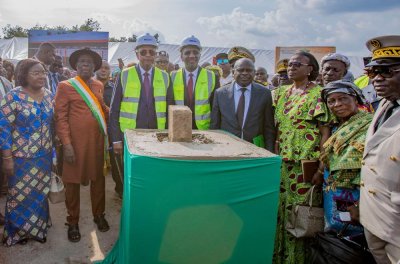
top-left (136, 33), bottom-right (158, 49)
top-left (180, 35), bottom-right (202, 51)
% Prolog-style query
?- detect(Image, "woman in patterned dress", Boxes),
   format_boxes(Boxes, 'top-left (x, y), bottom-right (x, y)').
top-left (273, 51), bottom-right (331, 264)
top-left (0, 59), bottom-right (54, 246)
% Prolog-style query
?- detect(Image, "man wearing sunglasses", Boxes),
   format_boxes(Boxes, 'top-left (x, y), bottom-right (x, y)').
top-left (359, 35), bottom-right (400, 264)
top-left (155, 51), bottom-right (170, 72)
top-left (215, 53), bottom-right (233, 86)
top-left (170, 35), bottom-right (218, 130)
top-left (110, 33), bottom-right (173, 156)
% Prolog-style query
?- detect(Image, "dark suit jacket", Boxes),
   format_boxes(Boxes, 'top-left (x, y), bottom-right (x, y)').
top-left (210, 81), bottom-right (276, 152)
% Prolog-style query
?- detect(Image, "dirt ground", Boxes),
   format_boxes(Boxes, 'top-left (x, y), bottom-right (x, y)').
top-left (0, 173), bottom-right (121, 264)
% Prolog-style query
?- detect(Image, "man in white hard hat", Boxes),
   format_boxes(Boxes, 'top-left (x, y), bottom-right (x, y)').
top-left (170, 35), bottom-right (218, 130)
top-left (109, 33), bottom-right (173, 156)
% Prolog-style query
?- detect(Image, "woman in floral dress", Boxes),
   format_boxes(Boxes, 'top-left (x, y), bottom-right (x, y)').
top-left (0, 59), bottom-right (54, 246)
top-left (273, 51), bottom-right (331, 264)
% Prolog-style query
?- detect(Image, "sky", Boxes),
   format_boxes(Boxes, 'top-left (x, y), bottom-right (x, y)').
top-left (0, 0), bottom-right (399, 56)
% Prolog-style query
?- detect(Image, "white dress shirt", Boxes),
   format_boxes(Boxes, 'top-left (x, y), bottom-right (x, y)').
top-left (139, 65), bottom-right (154, 81)
top-left (233, 82), bottom-right (252, 129)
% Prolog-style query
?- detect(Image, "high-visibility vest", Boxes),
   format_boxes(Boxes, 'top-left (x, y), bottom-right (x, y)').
top-left (119, 66), bottom-right (169, 132)
top-left (354, 75), bottom-right (370, 89)
top-left (171, 68), bottom-right (215, 130)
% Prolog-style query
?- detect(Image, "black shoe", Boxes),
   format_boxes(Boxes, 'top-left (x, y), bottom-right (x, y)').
top-left (34, 237), bottom-right (47, 244)
top-left (18, 238), bottom-right (28, 245)
top-left (93, 214), bottom-right (110, 232)
top-left (66, 223), bottom-right (81, 243)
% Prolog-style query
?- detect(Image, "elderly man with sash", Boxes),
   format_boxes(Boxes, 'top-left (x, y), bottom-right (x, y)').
top-left (109, 33), bottom-right (173, 156)
top-left (55, 48), bottom-right (109, 243)
top-left (170, 35), bottom-right (218, 130)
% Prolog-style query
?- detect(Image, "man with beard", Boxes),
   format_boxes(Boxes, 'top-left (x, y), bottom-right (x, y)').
top-left (170, 35), bottom-right (218, 130)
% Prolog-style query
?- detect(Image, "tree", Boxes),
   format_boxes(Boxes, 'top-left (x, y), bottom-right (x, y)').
top-left (154, 33), bottom-right (160, 43)
top-left (72, 18), bottom-right (101, 32)
top-left (2, 24), bottom-right (28, 38)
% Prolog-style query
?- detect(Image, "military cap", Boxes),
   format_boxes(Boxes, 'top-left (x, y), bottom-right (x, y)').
top-left (366, 35), bottom-right (400, 67)
top-left (227, 46), bottom-right (255, 64)
top-left (276, 59), bottom-right (289, 73)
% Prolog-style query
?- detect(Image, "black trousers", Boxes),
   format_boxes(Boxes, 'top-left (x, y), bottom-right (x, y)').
top-left (109, 149), bottom-right (123, 195)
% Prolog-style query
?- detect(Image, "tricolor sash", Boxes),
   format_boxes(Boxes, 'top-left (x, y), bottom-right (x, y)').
top-left (68, 77), bottom-right (107, 136)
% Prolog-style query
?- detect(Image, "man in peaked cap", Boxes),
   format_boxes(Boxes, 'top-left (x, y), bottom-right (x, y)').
top-left (227, 46), bottom-right (255, 67)
top-left (55, 48), bottom-right (110, 242)
top-left (359, 35), bottom-right (400, 264)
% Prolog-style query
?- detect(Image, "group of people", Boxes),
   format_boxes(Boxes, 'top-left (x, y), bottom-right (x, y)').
top-left (0, 32), bottom-right (399, 264)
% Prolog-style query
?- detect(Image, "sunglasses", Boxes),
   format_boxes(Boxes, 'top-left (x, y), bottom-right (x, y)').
top-left (366, 67), bottom-right (400, 79)
top-left (217, 59), bottom-right (229, 65)
top-left (139, 49), bottom-right (156, 56)
top-left (288, 62), bottom-right (309, 68)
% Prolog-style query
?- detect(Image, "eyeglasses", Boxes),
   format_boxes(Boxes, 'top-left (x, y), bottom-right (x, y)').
top-left (139, 49), bottom-right (156, 56)
top-left (278, 73), bottom-right (288, 79)
top-left (28, 71), bottom-right (47, 76)
top-left (217, 59), bottom-right (229, 65)
top-left (288, 62), bottom-right (309, 68)
top-left (366, 67), bottom-right (400, 79)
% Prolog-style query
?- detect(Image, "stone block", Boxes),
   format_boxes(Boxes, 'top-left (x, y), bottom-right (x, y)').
top-left (168, 105), bottom-right (192, 142)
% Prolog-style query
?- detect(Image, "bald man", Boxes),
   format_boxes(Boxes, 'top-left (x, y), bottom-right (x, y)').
top-left (211, 58), bottom-right (276, 152)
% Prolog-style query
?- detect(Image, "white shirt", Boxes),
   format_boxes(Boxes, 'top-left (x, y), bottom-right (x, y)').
top-left (139, 65), bottom-right (153, 81)
top-left (184, 67), bottom-right (199, 92)
top-left (233, 82), bottom-right (252, 129)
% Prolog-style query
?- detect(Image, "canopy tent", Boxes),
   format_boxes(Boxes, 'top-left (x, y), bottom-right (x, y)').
top-left (0, 37), bottom-right (366, 77)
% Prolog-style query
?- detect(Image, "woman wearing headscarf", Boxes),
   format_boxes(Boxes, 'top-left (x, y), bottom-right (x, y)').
top-left (321, 53), bottom-right (373, 112)
top-left (273, 51), bottom-right (331, 264)
top-left (0, 59), bottom-right (54, 246)
top-left (320, 81), bottom-right (372, 237)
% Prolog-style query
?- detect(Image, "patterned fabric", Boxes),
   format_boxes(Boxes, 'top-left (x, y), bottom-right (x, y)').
top-left (0, 87), bottom-right (53, 157)
top-left (321, 111), bottom-right (372, 190)
top-left (323, 175), bottom-right (363, 236)
top-left (3, 155), bottom-right (52, 246)
top-left (273, 84), bottom-right (330, 264)
top-left (0, 87), bottom-right (54, 246)
top-left (274, 85), bottom-right (331, 162)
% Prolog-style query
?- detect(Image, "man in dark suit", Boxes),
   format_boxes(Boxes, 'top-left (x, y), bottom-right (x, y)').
top-left (211, 58), bottom-right (276, 152)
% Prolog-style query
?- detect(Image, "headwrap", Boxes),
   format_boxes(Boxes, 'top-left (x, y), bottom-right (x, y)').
top-left (342, 70), bottom-right (354, 83)
top-left (320, 53), bottom-right (351, 70)
top-left (321, 80), bottom-right (367, 105)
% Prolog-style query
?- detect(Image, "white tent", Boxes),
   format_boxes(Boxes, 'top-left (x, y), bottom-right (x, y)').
top-left (0, 37), bottom-right (365, 77)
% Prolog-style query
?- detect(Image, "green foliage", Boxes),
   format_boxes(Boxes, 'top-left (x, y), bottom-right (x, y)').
top-left (2, 24), bottom-right (28, 38)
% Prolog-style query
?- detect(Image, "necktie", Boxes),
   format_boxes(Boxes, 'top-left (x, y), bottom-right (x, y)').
top-left (51, 73), bottom-right (58, 94)
top-left (143, 72), bottom-right (151, 106)
top-left (187, 73), bottom-right (194, 107)
top-left (236, 88), bottom-right (247, 129)
top-left (375, 101), bottom-right (399, 132)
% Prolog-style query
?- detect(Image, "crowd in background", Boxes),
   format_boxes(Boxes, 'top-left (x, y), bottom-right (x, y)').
top-left (0, 33), bottom-right (399, 264)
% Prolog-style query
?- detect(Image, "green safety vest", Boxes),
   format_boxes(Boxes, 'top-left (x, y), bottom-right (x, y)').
top-left (354, 75), bottom-right (369, 89)
top-left (171, 68), bottom-right (215, 130)
top-left (119, 66), bottom-right (169, 132)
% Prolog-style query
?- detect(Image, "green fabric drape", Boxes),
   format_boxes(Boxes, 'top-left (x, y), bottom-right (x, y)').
top-left (100, 140), bottom-right (281, 264)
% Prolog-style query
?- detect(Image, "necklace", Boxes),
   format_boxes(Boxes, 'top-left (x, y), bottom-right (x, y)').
top-left (290, 81), bottom-right (312, 95)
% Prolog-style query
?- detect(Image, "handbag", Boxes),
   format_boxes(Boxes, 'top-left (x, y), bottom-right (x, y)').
top-left (286, 185), bottom-right (324, 238)
top-left (48, 171), bottom-right (66, 204)
top-left (310, 224), bottom-right (376, 264)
